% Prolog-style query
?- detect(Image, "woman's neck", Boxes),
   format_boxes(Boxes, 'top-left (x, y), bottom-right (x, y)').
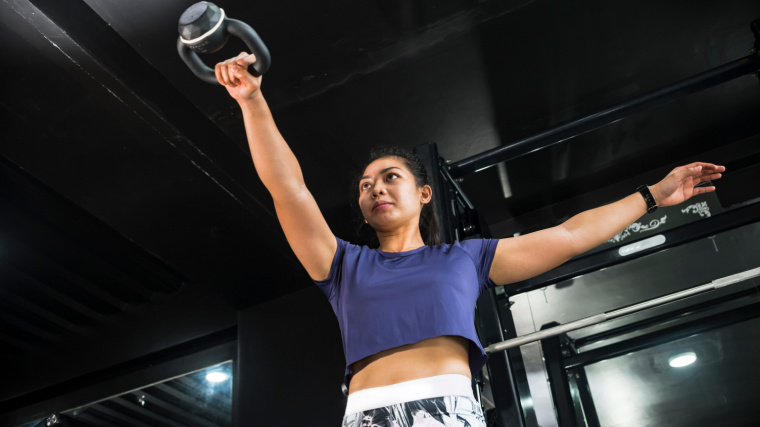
top-left (376, 227), bottom-right (425, 252)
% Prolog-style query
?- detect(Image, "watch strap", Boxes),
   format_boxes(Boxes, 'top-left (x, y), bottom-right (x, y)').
top-left (636, 185), bottom-right (657, 214)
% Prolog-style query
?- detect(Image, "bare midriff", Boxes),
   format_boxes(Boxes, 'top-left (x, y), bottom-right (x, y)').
top-left (347, 335), bottom-right (472, 395)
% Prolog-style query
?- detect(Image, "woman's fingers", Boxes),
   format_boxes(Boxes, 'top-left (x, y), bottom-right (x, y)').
top-left (691, 167), bottom-right (724, 185)
top-left (674, 163), bottom-right (725, 184)
top-left (236, 52), bottom-right (257, 68)
top-left (681, 163), bottom-right (725, 175)
top-left (694, 162), bottom-right (725, 171)
top-left (214, 61), bottom-right (224, 85)
top-left (216, 60), bottom-right (230, 85)
top-left (693, 185), bottom-right (716, 195)
top-left (215, 57), bottom-right (241, 86)
top-left (226, 52), bottom-right (255, 82)
top-left (226, 58), bottom-right (239, 85)
top-left (699, 171), bottom-right (723, 182)
top-left (215, 53), bottom-right (264, 102)
top-left (231, 64), bottom-right (246, 81)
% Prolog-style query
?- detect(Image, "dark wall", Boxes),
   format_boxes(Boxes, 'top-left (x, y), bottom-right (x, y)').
top-left (0, 158), bottom-right (239, 425)
top-left (236, 285), bottom-right (347, 425)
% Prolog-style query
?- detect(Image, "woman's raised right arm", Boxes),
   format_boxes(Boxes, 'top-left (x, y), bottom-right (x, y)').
top-left (216, 53), bottom-right (336, 281)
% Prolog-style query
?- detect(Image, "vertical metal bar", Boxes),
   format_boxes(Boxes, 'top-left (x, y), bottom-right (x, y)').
top-left (416, 142), bottom-right (529, 426)
top-left (565, 371), bottom-right (586, 427)
top-left (494, 297), bottom-right (539, 426)
top-left (540, 325), bottom-right (576, 427)
top-left (572, 368), bottom-right (600, 427)
top-left (476, 292), bottom-right (527, 427)
top-left (414, 143), bottom-right (455, 244)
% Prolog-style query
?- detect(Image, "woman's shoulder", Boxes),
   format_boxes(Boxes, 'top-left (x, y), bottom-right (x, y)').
top-left (335, 236), bottom-right (370, 254)
top-left (446, 238), bottom-right (499, 259)
top-left (450, 238), bottom-right (493, 249)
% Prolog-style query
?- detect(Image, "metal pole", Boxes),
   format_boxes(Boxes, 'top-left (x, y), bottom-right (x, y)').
top-left (540, 330), bottom-right (577, 427)
top-left (484, 267), bottom-right (760, 353)
top-left (448, 50), bottom-right (760, 178)
top-left (573, 286), bottom-right (758, 348)
top-left (570, 367), bottom-right (601, 427)
top-left (415, 142), bottom-right (530, 426)
top-left (562, 301), bottom-right (760, 369)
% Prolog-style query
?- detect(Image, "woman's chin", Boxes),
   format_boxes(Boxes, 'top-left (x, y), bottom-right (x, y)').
top-left (368, 219), bottom-right (395, 232)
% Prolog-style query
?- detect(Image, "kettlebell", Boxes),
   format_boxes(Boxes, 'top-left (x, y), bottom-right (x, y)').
top-left (177, 1), bottom-right (271, 84)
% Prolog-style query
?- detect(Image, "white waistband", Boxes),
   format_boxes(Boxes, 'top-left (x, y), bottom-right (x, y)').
top-left (344, 374), bottom-right (475, 416)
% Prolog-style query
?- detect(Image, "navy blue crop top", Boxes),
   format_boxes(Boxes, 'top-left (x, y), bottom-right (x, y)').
top-left (314, 237), bottom-right (500, 387)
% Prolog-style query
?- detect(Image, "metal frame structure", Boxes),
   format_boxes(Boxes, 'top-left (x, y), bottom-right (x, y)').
top-left (500, 268), bottom-right (760, 425)
top-left (541, 289), bottom-right (760, 427)
top-left (448, 19), bottom-right (760, 178)
top-left (486, 267), bottom-right (760, 353)
top-left (415, 18), bottom-right (760, 427)
top-left (416, 143), bottom-right (534, 426)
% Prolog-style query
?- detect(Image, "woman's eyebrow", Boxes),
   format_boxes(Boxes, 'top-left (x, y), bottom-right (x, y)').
top-left (360, 166), bottom-right (401, 181)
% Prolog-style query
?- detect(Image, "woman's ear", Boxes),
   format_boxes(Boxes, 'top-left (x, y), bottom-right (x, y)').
top-left (420, 185), bottom-right (432, 204)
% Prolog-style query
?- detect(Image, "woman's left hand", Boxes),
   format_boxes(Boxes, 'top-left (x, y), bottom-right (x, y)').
top-left (650, 162), bottom-right (726, 207)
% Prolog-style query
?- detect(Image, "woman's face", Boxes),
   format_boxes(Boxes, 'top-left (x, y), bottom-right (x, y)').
top-left (358, 156), bottom-right (431, 232)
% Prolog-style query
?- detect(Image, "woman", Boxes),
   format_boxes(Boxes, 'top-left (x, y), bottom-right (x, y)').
top-left (215, 53), bottom-right (725, 427)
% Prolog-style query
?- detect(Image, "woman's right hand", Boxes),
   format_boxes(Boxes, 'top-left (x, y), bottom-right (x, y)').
top-left (215, 52), bottom-right (262, 101)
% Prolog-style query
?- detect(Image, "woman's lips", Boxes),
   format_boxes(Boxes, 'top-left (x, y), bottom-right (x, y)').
top-left (372, 201), bottom-right (392, 211)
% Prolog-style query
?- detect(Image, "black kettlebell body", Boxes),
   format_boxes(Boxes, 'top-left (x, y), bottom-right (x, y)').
top-left (177, 1), bottom-right (271, 84)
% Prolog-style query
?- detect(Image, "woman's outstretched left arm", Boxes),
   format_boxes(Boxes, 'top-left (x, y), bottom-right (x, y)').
top-left (488, 162), bottom-right (725, 286)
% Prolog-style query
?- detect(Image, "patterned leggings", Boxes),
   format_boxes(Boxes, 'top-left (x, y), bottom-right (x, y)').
top-left (341, 395), bottom-right (486, 427)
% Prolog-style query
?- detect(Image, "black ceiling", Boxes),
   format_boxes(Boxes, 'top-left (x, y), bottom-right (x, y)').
top-left (1, 0), bottom-right (759, 423)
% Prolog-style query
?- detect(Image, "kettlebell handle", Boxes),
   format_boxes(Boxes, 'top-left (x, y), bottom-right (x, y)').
top-left (177, 7), bottom-right (271, 85)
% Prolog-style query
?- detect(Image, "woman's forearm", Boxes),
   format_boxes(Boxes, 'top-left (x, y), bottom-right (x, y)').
top-left (557, 162), bottom-right (724, 258)
top-left (560, 192), bottom-right (650, 255)
top-left (238, 94), bottom-right (306, 199)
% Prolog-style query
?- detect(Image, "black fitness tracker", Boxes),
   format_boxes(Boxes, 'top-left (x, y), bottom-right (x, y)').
top-left (636, 185), bottom-right (658, 214)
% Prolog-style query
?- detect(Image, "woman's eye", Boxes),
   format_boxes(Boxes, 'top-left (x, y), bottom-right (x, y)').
top-left (361, 182), bottom-right (371, 190)
top-left (386, 172), bottom-right (399, 181)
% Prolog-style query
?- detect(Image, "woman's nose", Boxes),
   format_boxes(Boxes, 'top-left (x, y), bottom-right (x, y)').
top-left (371, 183), bottom-right (385, 196)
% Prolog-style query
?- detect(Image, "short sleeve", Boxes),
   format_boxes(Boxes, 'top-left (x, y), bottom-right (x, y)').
top-left (312, 236), bottom-right (348, 301)
top-left (458, 238), bottom-right (500, 292)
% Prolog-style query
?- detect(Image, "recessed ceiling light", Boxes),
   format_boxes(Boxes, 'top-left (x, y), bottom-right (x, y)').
top-left (206, 371), bottom-right (229, 383)
top-left (669, 352), bottom-right (697, 368)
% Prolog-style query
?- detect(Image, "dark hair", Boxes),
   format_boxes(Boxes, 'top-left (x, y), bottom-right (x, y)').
top-left (352, 146), bottom-right (441, 248)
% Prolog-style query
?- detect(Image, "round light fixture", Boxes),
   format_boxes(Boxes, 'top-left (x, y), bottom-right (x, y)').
top-left (206, 371), bottom-right (229, 383)
top-left (668, 352), bottom-right (697, 368)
